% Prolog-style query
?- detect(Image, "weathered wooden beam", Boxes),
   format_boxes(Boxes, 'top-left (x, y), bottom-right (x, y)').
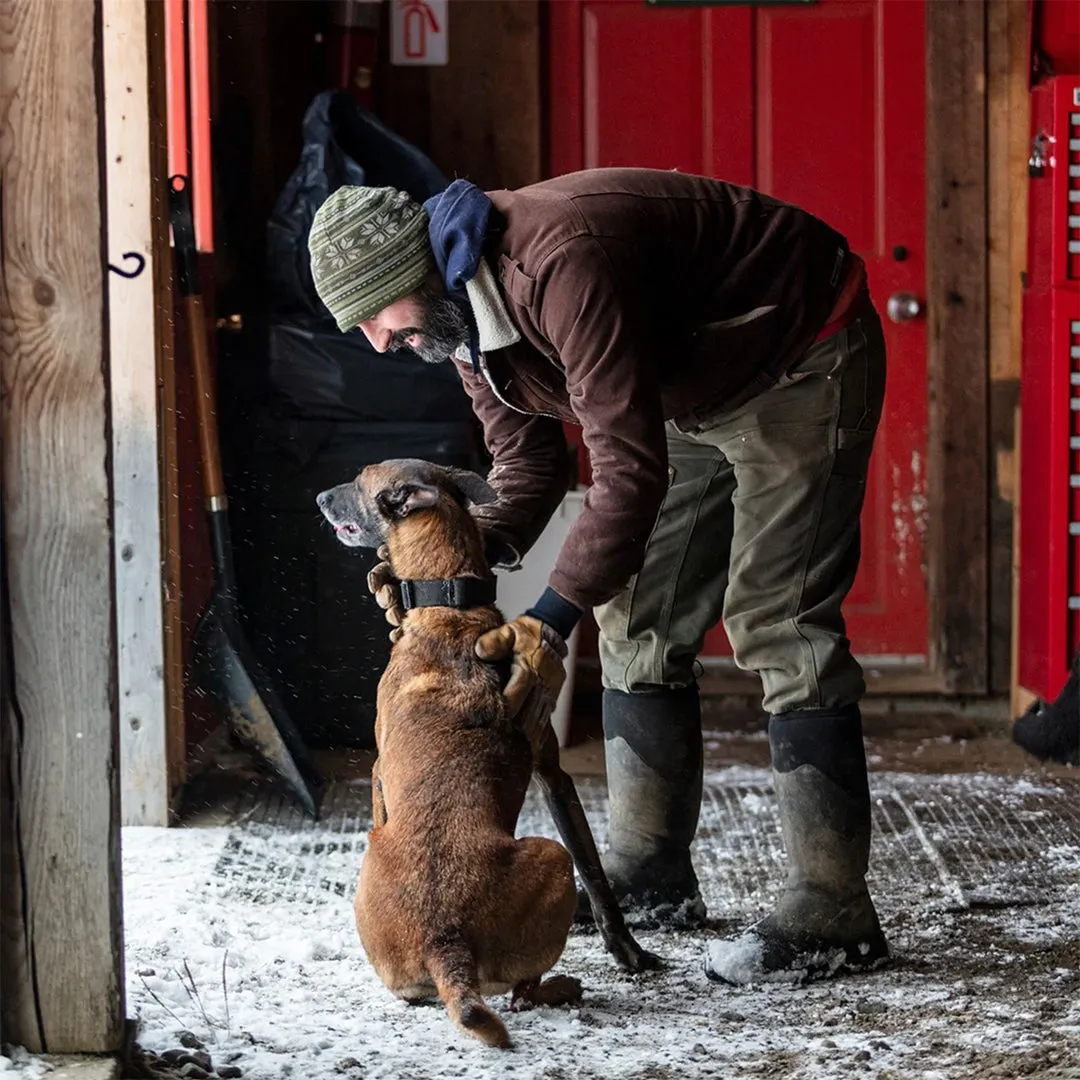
top-left (103, 0), bottom-right (170, 826)
top-left (987, 0), bottom-right (1032, 701)
top-left (146, 0), bottom-right (187, 808)
top-left (0, 0), bottom-right (125, 1052)
top-left (0, 468), bottom-right (38, 1061)
top-left (925, 0), bottom-right (990, 694)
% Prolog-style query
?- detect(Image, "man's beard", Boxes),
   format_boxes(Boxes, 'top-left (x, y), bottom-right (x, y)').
top-left (389, 285), bottom-right (469, 365)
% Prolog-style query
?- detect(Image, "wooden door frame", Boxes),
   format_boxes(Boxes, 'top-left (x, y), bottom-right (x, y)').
top-left (105, 0), bottom-right (182, 827)
top-left (546, 0), bottom-right (991, 698)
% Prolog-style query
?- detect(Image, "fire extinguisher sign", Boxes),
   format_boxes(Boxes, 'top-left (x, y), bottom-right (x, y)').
top-left (390, 0), bottom-right (449, 66)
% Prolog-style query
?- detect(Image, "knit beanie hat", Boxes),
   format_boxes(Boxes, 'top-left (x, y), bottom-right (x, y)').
top-left (308, 186), bottom-right (436, 331)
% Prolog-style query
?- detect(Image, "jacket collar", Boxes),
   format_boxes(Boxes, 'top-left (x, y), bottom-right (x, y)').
top-left (454, 258), bottom-right (520, 364)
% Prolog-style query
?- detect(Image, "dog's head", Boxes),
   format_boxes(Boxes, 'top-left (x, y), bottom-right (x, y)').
top-left (315, 458), bottom-right (497, 549)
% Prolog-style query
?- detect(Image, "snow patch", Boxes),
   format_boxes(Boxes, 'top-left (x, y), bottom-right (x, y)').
top-left (704, 930), bottom-right (851, 987)
top-left (0, 1050), bottom-right (50, 1079)
top-left (705, 931), bottom-right (768, 985)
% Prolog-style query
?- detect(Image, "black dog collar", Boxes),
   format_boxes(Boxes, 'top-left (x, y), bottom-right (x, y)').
top-left (399, 577), bottom-right (498, 611)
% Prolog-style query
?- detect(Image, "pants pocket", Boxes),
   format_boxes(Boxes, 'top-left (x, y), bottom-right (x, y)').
top-left (835, 311), bottom-right (887, 464)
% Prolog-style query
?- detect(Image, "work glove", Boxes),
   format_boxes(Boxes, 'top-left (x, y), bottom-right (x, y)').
top-left (367, 545), bottom-right (404, 644)
top-left (475, 615), bottom-right (567, 717)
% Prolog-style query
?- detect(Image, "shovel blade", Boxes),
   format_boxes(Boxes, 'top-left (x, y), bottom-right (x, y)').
top-left (192, 607), bottom-right (321, 817)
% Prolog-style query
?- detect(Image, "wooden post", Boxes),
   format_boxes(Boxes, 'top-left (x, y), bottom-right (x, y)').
top-left (0, 0), bottom-right (125, 1053)
top-left (146, 0), bottom-right (188, 811)
top-left (925, 0), bottom-right (990, 694)
top-left (103, 0), bottom-right (171, 826)
top-left (987, 0), bottom-right (1033, 701)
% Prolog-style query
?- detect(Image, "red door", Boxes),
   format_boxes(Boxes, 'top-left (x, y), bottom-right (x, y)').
top-left (549, 0), bottom-right (929, 666)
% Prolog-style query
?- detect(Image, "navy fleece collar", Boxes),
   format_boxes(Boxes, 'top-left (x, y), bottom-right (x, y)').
top-left (424, 180), bottom-right (494, 372)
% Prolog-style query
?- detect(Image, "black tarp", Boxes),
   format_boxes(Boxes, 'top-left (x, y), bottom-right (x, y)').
top-left (221, 92), bottom-right (484, 747)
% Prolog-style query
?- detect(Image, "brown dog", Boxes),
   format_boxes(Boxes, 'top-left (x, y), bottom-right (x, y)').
top-left (316, 459), bottom-right (658, 1048)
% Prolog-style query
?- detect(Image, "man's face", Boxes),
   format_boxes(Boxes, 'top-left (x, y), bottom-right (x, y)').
top-left (356, 283), bottom-right (469, 365)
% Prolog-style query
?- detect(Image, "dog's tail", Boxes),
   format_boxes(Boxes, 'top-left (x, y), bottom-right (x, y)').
top-left (425, 930), bottom-right (510, 1049)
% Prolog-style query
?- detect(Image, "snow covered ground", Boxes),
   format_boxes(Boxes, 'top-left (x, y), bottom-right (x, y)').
top-left (4, 767), bottom-right (1080, 1080)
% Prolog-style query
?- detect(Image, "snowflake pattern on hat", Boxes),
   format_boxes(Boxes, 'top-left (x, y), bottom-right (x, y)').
top-left (359, 212), bottom-right (398, 246)
top-left (318, 234), bottom-right (361, 271)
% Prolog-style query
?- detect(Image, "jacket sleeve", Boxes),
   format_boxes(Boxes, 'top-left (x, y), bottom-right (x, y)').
top-left (452, 356), bottom-right (571, 566)
top-left (534, 235), bottom-right (670, 611)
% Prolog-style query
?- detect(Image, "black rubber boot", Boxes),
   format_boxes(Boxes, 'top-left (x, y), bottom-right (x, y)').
top-left (705, 706), bottom-right (889, 984)
top-left (1012, 648), bottom-right (1080, 766)
top-left (576, 685), bottom-right (706, 930)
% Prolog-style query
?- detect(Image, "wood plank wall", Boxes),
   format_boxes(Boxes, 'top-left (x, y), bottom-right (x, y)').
top-left (383, 0), bottom-right (543, 191)
top-left (0, 0), bottom-right (125, 1052)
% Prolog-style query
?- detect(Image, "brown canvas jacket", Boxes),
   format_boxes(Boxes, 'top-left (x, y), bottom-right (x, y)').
top-left (455, 168), bottom-right (851, 612)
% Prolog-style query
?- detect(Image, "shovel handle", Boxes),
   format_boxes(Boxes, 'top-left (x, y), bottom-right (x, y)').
top-left (169, 175), bottom-right (227, 505)
top-left (185, 292), bottom-right (227, 504)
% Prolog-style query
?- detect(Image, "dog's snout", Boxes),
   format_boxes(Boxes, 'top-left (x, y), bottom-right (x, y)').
top-left (316, 489), bottom-right (333, 512)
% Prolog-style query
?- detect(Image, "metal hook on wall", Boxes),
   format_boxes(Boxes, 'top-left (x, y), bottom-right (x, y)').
top-left (108, 252), bottom-right (147, 279)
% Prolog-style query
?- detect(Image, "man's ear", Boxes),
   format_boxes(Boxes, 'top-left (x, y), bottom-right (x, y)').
top-left (444, 467), bottom-right (497, 507)
top-left (375, 483), bottom-right (441, 518)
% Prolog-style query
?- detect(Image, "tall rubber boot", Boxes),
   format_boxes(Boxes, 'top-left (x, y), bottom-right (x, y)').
top-left (578, 685), bottom-right (706, 929)
top-left (705, 706), bottom-right (889, 984)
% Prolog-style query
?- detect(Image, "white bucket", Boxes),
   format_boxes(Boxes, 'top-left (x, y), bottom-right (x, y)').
top-left (494, 488), bottom-right (586, 747)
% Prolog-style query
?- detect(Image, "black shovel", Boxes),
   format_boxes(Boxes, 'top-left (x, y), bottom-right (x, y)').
top-left (169, 174), bottom-right (322, 818)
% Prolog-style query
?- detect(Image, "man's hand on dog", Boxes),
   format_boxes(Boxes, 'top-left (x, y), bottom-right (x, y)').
top-left (475, 615), bottom-right (567, 717)
top-left (367, 545), bottom-right (405, 643)
top-left (365, 548), bottom-right (568, 716)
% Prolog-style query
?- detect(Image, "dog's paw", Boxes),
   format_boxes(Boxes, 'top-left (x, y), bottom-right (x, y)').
top-left (536, 974), bottom-right (584, 1007)
top-left (510, 974), bottom-right (583, 1012)
top-left (610, 937), bottom-right (665, 974)
top-left (509, 978), bottom-right (538, 1012)
top-left (630, 947), bottom-right (665, 973)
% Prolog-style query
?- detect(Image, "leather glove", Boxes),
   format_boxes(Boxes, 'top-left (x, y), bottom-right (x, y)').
top-left (367, 545), bottom-right (404, 644)
top-left (475, 615), bottom-right (567, 717)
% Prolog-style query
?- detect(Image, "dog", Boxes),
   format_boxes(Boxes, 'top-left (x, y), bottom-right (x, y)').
top-left (317, 459), bottom-right (659, 1048)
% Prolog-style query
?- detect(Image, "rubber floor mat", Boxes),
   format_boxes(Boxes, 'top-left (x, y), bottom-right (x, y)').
top-left (209, 768), bottom-right (1080, 917)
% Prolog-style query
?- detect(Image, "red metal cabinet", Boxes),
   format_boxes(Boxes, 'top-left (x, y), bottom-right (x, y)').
top-left (1018, 74), bottom-right (1080, 700)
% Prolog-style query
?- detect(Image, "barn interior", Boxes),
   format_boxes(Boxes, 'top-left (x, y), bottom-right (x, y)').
top-left (1, 2), bottom-right (1079, 1078)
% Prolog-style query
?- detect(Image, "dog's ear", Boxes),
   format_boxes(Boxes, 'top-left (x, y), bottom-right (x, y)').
top-left (375, 483), bottom-right (441, 518)
top-left (443, 467), bottom-right (497, 507)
